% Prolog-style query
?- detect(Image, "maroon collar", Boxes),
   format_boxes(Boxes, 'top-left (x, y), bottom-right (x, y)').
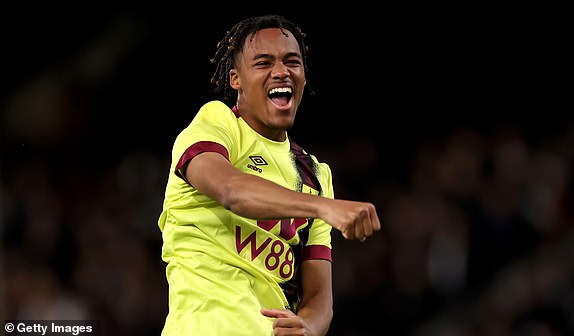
top-left (231, 105), bottom-right (240, 118)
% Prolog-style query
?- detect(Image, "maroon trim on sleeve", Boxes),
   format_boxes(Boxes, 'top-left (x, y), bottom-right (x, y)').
top-left (301, 245), bottom-right (332, 262)
top-left (175, 141), bottom-right (229, 179)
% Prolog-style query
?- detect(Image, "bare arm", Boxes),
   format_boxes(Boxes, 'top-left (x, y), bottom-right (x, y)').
top-left (261, 259), bottom-right (333, 336)
top-left (186, 151), bottom-right (381, 240)
top-left (295, 259), bottom-right (333, 335)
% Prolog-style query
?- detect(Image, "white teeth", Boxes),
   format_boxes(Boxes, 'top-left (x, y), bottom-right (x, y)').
top-left (268, 87), bottom-right (292, 95)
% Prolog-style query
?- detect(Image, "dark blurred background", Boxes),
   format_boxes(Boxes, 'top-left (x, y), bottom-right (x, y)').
top-left (2, 5), bottom-right (573, 336)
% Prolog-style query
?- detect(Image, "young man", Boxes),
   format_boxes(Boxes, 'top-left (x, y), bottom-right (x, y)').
top-left (158, 15), bottom-right (381, 335)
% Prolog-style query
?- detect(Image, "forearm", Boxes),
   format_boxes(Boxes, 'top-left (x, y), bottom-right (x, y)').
top-left (296, 301), bottom-right (333, 336)
top-left (186, 151), bottom-right (329, 220)
top-left (221, 172), bottom-right (328, 220)
top-left (297, 259), bottom-right (333, 336)
top-left (187, 152), bottom-right (381, 241)
top-left (261, 260), bottom-right (333, 335)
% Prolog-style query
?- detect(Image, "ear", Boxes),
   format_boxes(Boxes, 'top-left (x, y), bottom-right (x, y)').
top-left (229, 69), bottom-right (240, 90)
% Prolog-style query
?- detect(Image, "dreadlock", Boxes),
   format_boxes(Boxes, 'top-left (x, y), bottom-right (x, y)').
top-left (209, 15), bottom-right (314, 102)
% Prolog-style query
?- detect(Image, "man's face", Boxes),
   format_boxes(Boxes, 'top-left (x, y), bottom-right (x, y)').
top-left (230, 28), bottom-right (306, 141)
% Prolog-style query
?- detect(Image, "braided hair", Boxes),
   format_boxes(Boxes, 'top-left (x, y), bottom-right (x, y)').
top-left (210, 15), bottom-right (314, 102)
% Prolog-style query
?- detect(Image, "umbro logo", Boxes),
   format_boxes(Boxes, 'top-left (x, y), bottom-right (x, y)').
top-left (247, 155), bottom-right (267, 173)
top-left (249, 156), bottom-right (268, 166)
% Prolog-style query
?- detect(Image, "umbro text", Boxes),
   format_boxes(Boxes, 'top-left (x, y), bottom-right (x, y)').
top-left (247, 164), bottom-right (262, 173)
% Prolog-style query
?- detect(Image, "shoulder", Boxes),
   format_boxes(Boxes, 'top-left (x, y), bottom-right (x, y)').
top-left (177, 101), bottom-right (240, 149)
top-left (194, 100), bottom-right (236, 123)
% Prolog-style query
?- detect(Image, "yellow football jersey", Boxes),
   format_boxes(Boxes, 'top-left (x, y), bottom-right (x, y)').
top-left (158, 100), bottom-right (333, 335)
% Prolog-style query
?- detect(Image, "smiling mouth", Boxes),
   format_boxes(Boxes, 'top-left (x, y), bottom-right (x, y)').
top-left (268, 87), bottom-right (293, 107)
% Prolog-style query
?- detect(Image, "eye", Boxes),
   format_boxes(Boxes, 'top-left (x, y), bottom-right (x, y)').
top-left (255, 60), bottom-right (272, 67)
top-left (285, 59), bottom-right (302, 66)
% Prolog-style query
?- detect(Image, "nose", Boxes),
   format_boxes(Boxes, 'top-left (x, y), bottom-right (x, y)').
top-left (272, 63), bottom-right (289, 79)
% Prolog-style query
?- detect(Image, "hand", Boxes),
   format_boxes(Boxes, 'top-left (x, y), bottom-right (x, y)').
top-left (320, 199), bottom-right (381, 241)
top-left (261, 308), bottom-right (313, 336)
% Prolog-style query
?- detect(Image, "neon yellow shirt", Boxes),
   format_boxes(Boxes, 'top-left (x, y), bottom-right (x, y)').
top-left (158, 100), bottom-right (334, 336)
